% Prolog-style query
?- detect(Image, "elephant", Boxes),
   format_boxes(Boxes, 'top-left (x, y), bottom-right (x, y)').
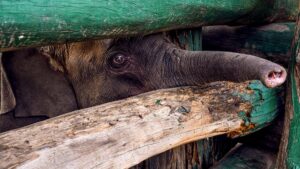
top-left (0, 34), bottom-right (287, 132)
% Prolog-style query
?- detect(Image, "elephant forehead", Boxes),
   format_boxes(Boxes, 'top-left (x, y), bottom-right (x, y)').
top-left (66, 40), bottom-right (108, 61)
top-left (52, 40), bottom-right (110, 80)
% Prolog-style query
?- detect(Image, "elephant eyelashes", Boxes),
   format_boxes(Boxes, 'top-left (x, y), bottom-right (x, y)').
top-left (109, 53), bottom-right (129, 69)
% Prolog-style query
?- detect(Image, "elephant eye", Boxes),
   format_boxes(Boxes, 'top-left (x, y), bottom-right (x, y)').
top-left (109, 53), bottom-right (128, 69)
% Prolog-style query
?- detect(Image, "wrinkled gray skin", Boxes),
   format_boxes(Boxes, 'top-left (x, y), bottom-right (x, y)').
top-left (0, 34), bottom-right (286, 132)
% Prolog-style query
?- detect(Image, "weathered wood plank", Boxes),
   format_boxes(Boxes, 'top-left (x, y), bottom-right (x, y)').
top-left (0, 81), bottom-right (283, 169)
top-left (276, 3), bottom-right (300, 169)
top-left (202, 23), bottom-right (295, 65)
top-left (0, 0), bottom-right (298, 51)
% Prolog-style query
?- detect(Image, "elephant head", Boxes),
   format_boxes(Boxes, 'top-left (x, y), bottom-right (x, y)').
top-left (0, 34), bottom-right (287, 131)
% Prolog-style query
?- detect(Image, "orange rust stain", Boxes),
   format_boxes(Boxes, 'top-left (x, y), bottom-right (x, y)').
top-left (227, 123), bottom-right (256, 138)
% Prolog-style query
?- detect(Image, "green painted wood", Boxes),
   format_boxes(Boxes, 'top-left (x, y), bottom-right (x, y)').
top-left (0, 0), bottom-right (298, 51)
top-left (238, 81), bottom-right (284, 135)
top-left (202, 23), bottom-right (295, 65)
top-left (286, 11), bottom-right (300, 169)
top-left (201, 81), bottom-right (284, 169)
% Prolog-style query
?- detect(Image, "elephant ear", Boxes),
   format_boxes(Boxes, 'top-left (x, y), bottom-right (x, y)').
top-left (2, 49), bottom-right (78, 118)
top-left (0, 53), bottom-right (16, 114)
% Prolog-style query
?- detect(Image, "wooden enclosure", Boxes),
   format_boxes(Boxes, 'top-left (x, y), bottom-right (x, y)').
top-left (0, 0), bottom-right (299, 169)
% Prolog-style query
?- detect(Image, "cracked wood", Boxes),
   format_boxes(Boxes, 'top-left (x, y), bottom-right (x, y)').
top-left (0, 82), bottom-right (255, 169)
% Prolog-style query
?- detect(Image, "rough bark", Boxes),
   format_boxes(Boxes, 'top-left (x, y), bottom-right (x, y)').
top-left (0, 82), bottom-right (279, 169)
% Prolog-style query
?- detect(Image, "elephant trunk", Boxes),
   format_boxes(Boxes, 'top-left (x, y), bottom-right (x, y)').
top-left (161, 49), bottom-right (286, 88)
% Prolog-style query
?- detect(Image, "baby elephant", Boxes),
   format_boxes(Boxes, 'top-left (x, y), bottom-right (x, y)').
top-left (0, 34), bottom-right (286, 132)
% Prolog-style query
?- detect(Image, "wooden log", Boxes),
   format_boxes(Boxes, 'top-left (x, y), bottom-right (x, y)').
top-left (0, 0), bottom-right (298, 51)
top-left (211, 144), bottom-right (276, 169)
top-left (202, 23), bottom-right (295, 66)
top-left (0, 81), bottom-right (283, 169)
top-left (276, 3), bottom-right (300, 169)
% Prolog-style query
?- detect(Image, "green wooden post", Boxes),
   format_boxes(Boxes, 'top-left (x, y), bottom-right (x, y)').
top-left (0, 0), bottom-right (298, 51)
top-left (287, 20), bottom-right (300, 169)
top-left (276, 5), bottom-right (300, 169)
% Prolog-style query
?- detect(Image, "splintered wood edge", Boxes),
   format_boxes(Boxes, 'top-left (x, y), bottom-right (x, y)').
top-left (0, 82), bottom-right (264, 169)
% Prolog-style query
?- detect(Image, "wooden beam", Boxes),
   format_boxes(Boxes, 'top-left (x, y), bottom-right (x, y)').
top-left (202, 23), bottom-right (295, 65)
top-left (276, 3), bottom-right (300, 169)
top-left (0, 81), bottom-right (283, 169)
top-left (0, 0), bottom-right (298, 51)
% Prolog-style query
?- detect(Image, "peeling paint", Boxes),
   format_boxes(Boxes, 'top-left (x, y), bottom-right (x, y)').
top-left (236, 81), bottom-right (283, 135)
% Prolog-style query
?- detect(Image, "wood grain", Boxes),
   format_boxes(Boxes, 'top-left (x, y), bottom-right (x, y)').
top-left (0, 0), bottom-right (297, 51)
top-left (0, 82), bottom-right (279, 169)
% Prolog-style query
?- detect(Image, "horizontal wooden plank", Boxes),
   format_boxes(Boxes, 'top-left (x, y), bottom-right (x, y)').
top-left (0, 0), bottom-right (298, 51)
top-left (0, 81), bottom-right (283, 169)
